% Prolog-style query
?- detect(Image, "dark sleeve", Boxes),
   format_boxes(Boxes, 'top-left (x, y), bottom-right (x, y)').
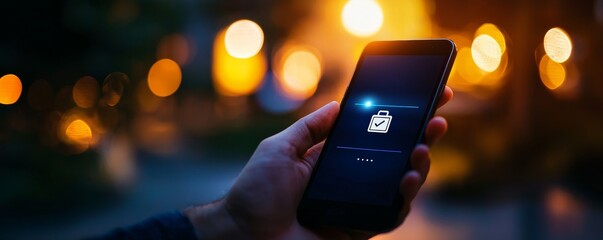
top-left (88, 211), bottom-right (198, 240)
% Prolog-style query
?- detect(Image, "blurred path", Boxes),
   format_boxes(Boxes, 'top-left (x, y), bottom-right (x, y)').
top-left (1, 153), bottom-right (245, 240)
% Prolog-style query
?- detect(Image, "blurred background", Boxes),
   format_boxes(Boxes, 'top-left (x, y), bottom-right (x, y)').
top-left (1, 0), bottom-right (602, 239)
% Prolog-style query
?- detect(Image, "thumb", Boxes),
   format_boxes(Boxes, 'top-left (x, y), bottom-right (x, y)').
top-left (271, 101), bottom-right (339, 157)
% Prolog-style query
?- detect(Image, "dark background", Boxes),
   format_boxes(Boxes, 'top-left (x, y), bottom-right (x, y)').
top-left (1, 0), bottom-right (602, 239)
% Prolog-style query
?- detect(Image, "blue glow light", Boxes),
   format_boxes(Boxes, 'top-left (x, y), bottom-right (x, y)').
top-left (354, 101), bottom-right (420, 109)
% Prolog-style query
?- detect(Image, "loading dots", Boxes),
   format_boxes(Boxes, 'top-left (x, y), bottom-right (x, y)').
top-left (356, 157), bottom-right (374, 162)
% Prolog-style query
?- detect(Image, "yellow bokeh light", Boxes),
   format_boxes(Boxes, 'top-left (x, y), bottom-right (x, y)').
top-left (475, 23), bottom-right (506, 53)
top-left (471, 34), bottom-right (502, 72)
top-left (448, 44), bottom-right (506, 99)
top-left (341, 0), bottom-right (384, 37)
top-left (147, 58), bottom-right (182, 97)
top-left (73, 76), bottom-right (99, 109)
top-left (544, 27), bottom-right (572, 63)
top-left (456, 47), bottom-right (486, 84)
top-left (379, 0), bottom-right (433, 38)
top-left (224, 19), bottom-right (264, 59)
top-left (65, 119), bottom-right (92, 146)
top-left (539, 55), bottom-right (566, 90)
top-left (448, 24), bottom-right (508, 95)
top-left (213, 30), bottom-right (266, 96)
top-left (0, 74), bottom-right (22, 105)
top-left (278, 49), bottom-right (322, 100)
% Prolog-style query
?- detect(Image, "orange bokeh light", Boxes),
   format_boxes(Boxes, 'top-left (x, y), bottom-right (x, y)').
top-left (0, 74), bottom-right (23, 105)
top-left (539, 55), bottom-right (566, 90)
top-left (73, 76), bottom-right (100, 109)
top-left (147, 58), bottom-right (182, 97)
top-left (274, 46), bottom-right (322, 100)
top-left (65, 119), bottom-right (93, 146)
top-left (456, 47), bottom-right (486, 84)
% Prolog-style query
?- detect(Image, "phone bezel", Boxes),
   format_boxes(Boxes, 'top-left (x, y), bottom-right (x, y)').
top-left (297, 39), bottom-right (457, 232)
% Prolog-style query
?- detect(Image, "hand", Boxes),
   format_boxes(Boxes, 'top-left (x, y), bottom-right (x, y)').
top-left (185, 87), bottom-right (453, 239)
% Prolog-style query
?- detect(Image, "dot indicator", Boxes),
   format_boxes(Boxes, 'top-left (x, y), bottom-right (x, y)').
top-left (356, 157), bottom-right (375, 162)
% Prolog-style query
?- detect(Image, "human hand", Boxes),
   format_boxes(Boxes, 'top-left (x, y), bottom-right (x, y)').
top-left (185, 87), bottom-right (453, 239)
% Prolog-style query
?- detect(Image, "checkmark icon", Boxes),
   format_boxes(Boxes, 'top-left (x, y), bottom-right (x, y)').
top-left (368, 110), bottom-right (392, 133)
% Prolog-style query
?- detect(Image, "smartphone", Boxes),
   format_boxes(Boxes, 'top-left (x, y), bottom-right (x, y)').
top-left (297, 39), bottom-right (456, 232)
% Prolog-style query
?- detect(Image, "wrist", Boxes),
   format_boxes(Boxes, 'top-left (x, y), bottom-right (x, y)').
top-left (183, 199), bottom-right (245, 240)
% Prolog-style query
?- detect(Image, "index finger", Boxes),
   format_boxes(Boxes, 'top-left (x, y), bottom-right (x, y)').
top-left (436, 86), bottom-right (453, 109)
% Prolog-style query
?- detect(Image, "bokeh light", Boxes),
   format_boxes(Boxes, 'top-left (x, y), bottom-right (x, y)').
top-left (341, 0), bottom-right (384, 37)
top-left (100, 72), bottom-right (128, 107)
top-left (448, 24), bottom-right (508, 96)
top-left (544, 27), bottom-right (572, 63)
top-left (147, 59), bottom-right (182, 97)
top-left (539, 55), bottom-right (566, 90)
top-left (73, 76), bottom-right (100, 109)
top-left (281, 50), bottom-right (322, 99)
top-left (274, 46), bottom-right (322, 100)
top-left (157, 34), bottom-right (192, 65)
top-left (447, 36), bottom-right (508, 99)
top-left (379, 0), bottom-right (433, 38)
top-left (65, 119), bottom-right (93, 146)
top-left (101, 134), bottom-right (136, 188)
top-left (545, 187), bottom-right (584, 226)
top-left (471, 34), bottom-right (502, 72)
top-left (224, 19), bottom-right (264, 59)
top-left (550, 61), bottom-right (581, 99)
top-left (456, 47), bottom-right (486, 84)
top-left (0, 74), bottom-right (23, 105)
top-left (213, 30), bottom-right (266, 96)
top-left (475, 23), bottom-right (507, 53)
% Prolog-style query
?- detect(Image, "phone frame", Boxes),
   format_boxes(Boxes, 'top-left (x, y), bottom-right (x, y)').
top-left (297, 39), bottom-right (457, 232)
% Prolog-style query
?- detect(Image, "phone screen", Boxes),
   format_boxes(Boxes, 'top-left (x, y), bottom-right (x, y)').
top-left (305, 54), bottom-right (449, 206)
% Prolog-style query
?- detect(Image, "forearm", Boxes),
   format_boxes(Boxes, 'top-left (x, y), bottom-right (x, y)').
top-left (183, 199), bottom-right (246, 240)
top-left (92, 211), bottom-right (197, 240)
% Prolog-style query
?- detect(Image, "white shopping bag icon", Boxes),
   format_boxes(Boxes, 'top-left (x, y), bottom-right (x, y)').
top-left (367, 110), bottom-right (392, 133)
